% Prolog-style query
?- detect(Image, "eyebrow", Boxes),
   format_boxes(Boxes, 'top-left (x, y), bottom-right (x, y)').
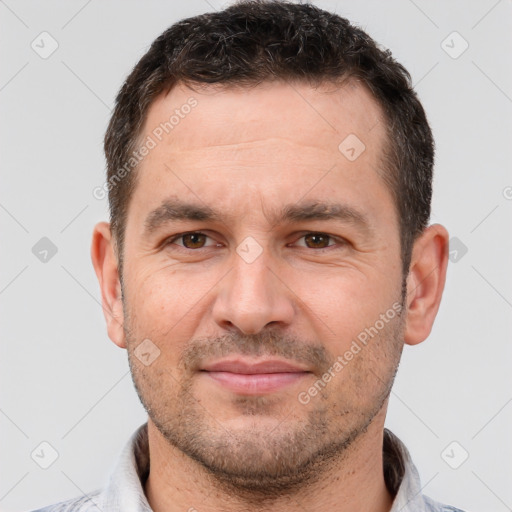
top-left (144, 200), bottom-right (223, 236)
top-left (278, 201), bottom-right (370, 228)
top-left (143, 197), bottom-right (372, 236)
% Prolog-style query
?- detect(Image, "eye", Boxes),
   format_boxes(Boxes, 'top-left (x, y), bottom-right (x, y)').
top-left (166, 232), bottom-right (220, 250)
top-left (292, 232), bottom-right (343, 250)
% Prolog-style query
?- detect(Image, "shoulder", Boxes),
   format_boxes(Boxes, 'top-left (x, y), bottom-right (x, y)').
top-left (424, 493), bottom-right (469, 512)
top-left (29, 490), bottom-right (103, 512)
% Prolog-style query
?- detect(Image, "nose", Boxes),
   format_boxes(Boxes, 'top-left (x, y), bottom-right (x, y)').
top-left (211, 249), bottom-right (296, 335)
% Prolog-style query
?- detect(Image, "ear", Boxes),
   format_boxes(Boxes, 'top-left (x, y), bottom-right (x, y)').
top-left (404, 224), bottom-right (449, 346)
top-left (91, 221), bottom-right (126, 349)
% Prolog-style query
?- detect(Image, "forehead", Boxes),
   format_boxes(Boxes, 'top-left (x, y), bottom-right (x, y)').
top-left (129, 79), bottom-right (393, 232)
top-left (142, 79), bottom-right (386, 154)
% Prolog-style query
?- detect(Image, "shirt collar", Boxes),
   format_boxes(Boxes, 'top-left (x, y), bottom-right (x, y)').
top-left (384, 428), bottom-right (431, 512)
top-left (100, 423), bottom-right (433, 512)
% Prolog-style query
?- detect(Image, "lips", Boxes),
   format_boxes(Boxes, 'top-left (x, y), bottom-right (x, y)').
top-left (201, 359), bottom-right (308, 374)
top-left (200, 358), bottom-right (311, 395)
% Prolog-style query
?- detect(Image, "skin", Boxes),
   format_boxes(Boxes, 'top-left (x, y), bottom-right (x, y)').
top-left (92, 79), bottom-right (449, 512)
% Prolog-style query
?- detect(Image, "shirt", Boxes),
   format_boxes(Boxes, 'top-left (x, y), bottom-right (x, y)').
top-left (31, 423), bottom-right (466, 512)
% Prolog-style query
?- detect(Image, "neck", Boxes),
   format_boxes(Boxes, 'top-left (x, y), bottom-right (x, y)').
top-left (144, 412), bottom-right (394, 512)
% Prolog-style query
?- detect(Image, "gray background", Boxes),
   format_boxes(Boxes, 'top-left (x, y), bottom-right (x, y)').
top-left (1, 1), bottom-right (511, 511)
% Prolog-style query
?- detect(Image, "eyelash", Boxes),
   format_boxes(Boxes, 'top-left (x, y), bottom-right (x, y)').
top-left (164, 231), bottom-right (346, 252)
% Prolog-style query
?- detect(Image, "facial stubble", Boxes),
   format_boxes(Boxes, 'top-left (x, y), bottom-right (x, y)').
top-left (124, 297), bottom-right (406, 502)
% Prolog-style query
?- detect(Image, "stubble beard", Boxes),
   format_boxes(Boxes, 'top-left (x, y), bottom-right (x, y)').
top-left (124, 297), bottom-right (406, 502)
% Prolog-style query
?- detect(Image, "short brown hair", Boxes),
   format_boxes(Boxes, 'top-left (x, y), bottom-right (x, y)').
top-left (104, 0), bottom-right (434, 277)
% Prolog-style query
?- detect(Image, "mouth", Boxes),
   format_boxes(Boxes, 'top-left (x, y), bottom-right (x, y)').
top-left (199, 358), bottom-right (311, 395)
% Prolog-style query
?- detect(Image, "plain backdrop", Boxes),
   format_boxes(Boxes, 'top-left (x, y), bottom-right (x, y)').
top-left (1, 1), bottom-right (511, 511)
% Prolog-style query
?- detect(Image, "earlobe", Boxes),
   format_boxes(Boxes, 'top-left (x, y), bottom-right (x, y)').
top-left (404, 224), bottom-right (449, 346)
top-left (90, 221), bottom-right (127, 349)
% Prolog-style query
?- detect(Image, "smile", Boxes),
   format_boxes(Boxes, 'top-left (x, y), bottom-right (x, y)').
top-left (200, 358), bottom-right (311, 395)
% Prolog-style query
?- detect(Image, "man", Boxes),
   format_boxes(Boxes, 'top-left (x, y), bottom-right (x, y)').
top-left (33, 1), bottom-right (464, 511)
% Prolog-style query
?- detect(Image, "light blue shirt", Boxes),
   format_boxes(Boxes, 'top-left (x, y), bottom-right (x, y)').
top-left (31, 423), bottom-right (466, 512)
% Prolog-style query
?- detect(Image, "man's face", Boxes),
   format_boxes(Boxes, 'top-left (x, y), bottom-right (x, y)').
top-left (120, 80), bottom-right (405, 492)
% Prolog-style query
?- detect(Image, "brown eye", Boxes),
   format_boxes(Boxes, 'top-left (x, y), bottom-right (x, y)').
top-left (181, 233), bottom-right (208, 249)
top-left (303, 233), bottom-right (333, 249)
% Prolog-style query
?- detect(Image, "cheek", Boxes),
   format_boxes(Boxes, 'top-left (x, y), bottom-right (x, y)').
top-left (125, 264), bottom-right (221, 339)
top-left (297, 269), bottom-right (396, 348)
